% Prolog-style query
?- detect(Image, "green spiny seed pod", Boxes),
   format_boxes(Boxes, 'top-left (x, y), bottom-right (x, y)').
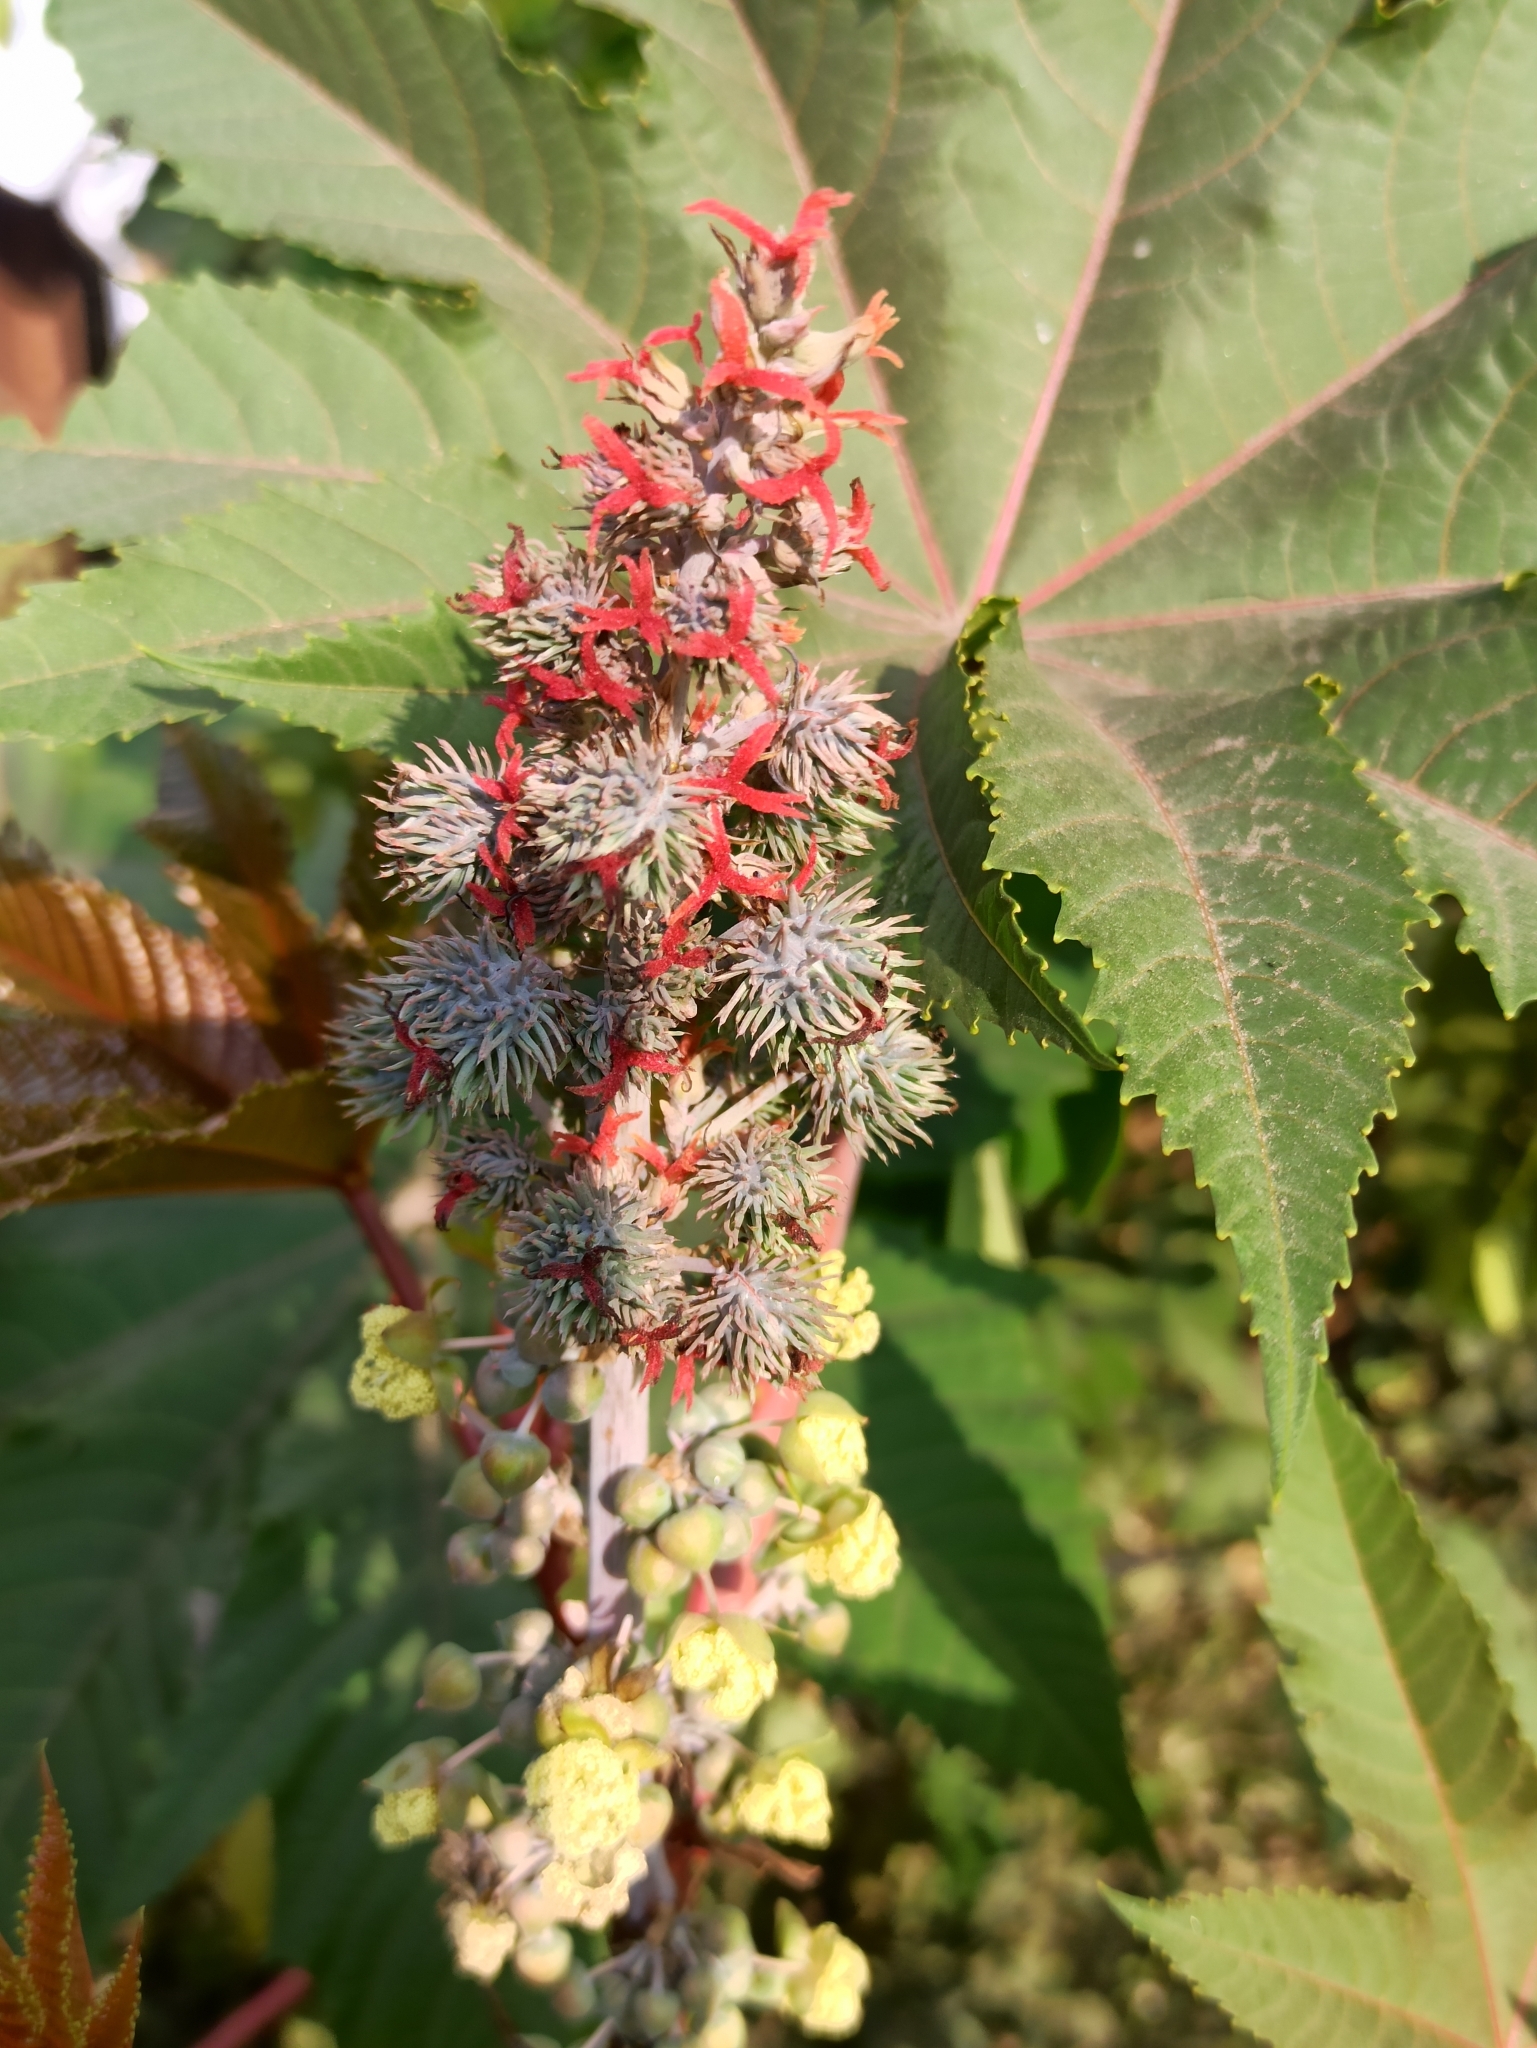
top-left (614, 1465), bottom-right (673, 1530)
top-left (715, 1505), bottom-right (754, 1563)
top-left (692, 1433), bottom-right (746, 1491)
top-left (798, 1601), bottom-right (852, 1658)
top-left (513, 1924), bottom-right (572, 1987)
top-left (733, 1459), bottom-right (778, 1514)
top-left (655, 1502), bottom-right (725, 1572)
top-left (475, 1346), bottom-right (538, 1414)
top-left (480, 1429), bottom-right (551, 1497)
top-left (626, 1536), bottom-right (690, 1597)
top-left (420, 1641), bottom-right (482, 1711)
top-left (541, 1357), bottom-right (605, 1422)
top-left (627, 1989), bottom-right (681, 2041)
top-left (444, 1456), bottom-right (504, 1521)
top-left (446, 1526), bottom-right (500, 1585)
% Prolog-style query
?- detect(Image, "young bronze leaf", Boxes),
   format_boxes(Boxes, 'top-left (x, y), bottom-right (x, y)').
top-left (0, 1757), bottom-right (140, 2048)
top-left (1111, 1374), bottom-right (1537, 2046)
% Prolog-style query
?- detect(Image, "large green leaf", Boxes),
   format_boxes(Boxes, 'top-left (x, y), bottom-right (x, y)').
top-left (0, 1192), bottom-right (370, 1927)
top-left (823, 1224), bottom-right (1149, 1854)
top-left (16, 0), bottom-right (1537, 1465)
top-left (1113, 1375), bottom-right (1537, 2046)
top-left (0, 276), bottom-right (541, 547)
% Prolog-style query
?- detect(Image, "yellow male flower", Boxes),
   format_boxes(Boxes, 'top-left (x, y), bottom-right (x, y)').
top-left (778, 1903), bottom-right (871, 2040)
top-left (371, 1784), bottom-right (439, 1847)
top-left (668, 1614), bottom-right (777, 1725)
top-left (720, 1756), bottom-right (831, 1848)
top-left (777, 1390), bottom-right (867, 1487)
top-left (524, 1737), bottom-right (640, 1859)
top-left (445, 1900), bottom-right (519, 1982)
top-left (814, 1251), bottom-right (880, 1362)
top-left (349, 1303), bottom-right (439, 1419)
top-left (803, 1492), bottom-right (900, 1600)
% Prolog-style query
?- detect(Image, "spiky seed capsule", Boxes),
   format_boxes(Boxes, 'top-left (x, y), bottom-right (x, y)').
top-left (693, 1123), bottom-right (829, 1245)
top-left (682, 1259), bottom-right (834, 1386)
top-left (803, 1011), bottom-right (953, 1159)
top-left (716, 885), bottom-right (915, 1058)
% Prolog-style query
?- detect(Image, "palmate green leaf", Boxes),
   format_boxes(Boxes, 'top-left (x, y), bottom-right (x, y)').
top-left (23, 0), bottom-right (1537, 1468)
top-left (1112, 1375), bottom-right (1537, 2047)
top-left (821, 1224), bottom-right (1150, 1854)
top-left (0, 275), bottom-right (549, 548)
top-left (887, 648), bottom-right (1111, 1064)
top-left (0, 1192), bottom-right (369, 1927)
top-left (0, 460), bottom-right (519, 751)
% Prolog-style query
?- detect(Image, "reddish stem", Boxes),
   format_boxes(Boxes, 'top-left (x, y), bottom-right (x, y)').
top-left (342, 1182), bottom-right (427, 1309)
top-left (816, 1130), bottom-right (861, 1255)
top-left (188, 1967), bottom-right (313, 2048)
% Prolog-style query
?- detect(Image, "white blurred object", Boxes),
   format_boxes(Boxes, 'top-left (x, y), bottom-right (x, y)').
top-left (0, 0), bottom-right (156, 343)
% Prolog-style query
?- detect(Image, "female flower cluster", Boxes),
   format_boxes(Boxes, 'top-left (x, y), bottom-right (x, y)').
top-left (332, 189), bottom-right (949, 2042)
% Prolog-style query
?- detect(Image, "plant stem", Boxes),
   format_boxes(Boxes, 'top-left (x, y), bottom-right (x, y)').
top-left (342, 1182), bottom-right (427, 1309)
top-left (818, 1130), bottom-right (861, 1253)
top-left (586, 1350), bottom-right (648, 1643)
top-left (188, 1968), bottom-right (313, 2048)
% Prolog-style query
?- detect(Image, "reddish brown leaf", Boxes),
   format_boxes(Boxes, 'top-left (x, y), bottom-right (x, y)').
top-left (23, 1760), bottom-right (91, 2048)
top-left (0, 1946), bottom-right (43, 2048)
top-left (48, 1072), bottom-right (373, 1203)
top-left (81, 1922), bottom-right (140, 2048)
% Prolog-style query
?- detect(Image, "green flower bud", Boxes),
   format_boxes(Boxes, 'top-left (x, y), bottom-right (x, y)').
top-left (656, 1502), bottom-right (725, 1572)
top-left (733, 1459), bottom-right (778, 1514)
top-left (630, 1781), bottom-right (673, 1850)
top-left (513, 1924), bottom-right (572, 1988)
top-left (499, 1696), bottom-right (537, 1745)
top-left (715, 1505), bottom-right (754, 1563)
top-left (624, 1686), bottom-right (673, 1743)
top-left (614, 1465), bottom-right (673, 1530)
top-left (691, 2005), bottom-right (747, 2048)
top-left (420, 1642), bottom-right (482, 1711)
top-left (626, 1537), bottom-right (690, 1597)
top-left (550, 1963), bottom-right (596, 2022)
top-left (493, 1531), bottom-right (548, 1580)
top-left (798, 1601), bottom-right (852, 1658)
top-left (627, 1990), bottom-right (681, 2041)
top-left (502, 1484), bottom-right (556, 1540)
top-left (697, 1904), bottom-right (754, 1957)
top-left (542, 1357), bottom-right (605, 1422)
top-left (496, 1607), bottom-right (555, 1664)
top-left (444, 1457), bottom-right (504, 1521)
top-left (446, 1527), bottom-right (500, 1586)
top-left (475, 1347), bottom-right (538, 1414)
top-left (710, 1388), bottom-right (754, 1425)
top-left (692, 1434), bottom-right (746, 1491)
top-left (480, 1430), bottom-right (551, 1497)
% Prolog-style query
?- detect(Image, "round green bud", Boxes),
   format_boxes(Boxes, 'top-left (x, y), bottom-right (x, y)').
top-left (712, 1387), bottom-right (754, 1425)
top-left (479, 1430), bottom-right (551, 1498)
top-left (714, 1505), bottom-right (754, 1564)
top-left (626, 1537), bottom-right (690, 1598)
top-left (692, 1434), bottom-right (746, 1491)
top-left (420, 1641), bottom-right (482, 1712)
top-left (542, 1358), bottom-right (605, 1422)
top-left (631, 1781), bottom-right (673, 1850)
top-left (697, 1904), bottom-right (754, 1958)
top-left (672, 1386), bottom-right (725, 1434)
top-left (732, 1459), bottom-right (778, 1514)
top-left (496, 1607), bottom-right (554, 1665)
top-left (502, 1484), bottom-right (556, 1541)
top-left (624, 1686), bottom-right (672, 1743)
top-left (444, 1456), bottom-right (504, 1521)
top-left (513, 1925), bottom-right (572, 1988)
top-left (614, 1465), bottom-right (673, 1530)
top-left (493, 1532), bottom-right (548, 1581)
top-left (475, 1347), bottom-right (538, 1414)
top-left (655, 1502), bottom-right (726, 1572)
top-left (446, 1527), bottom-right (499, 1586)
top-left (549, 1963), bottom-right (596, 2022)
top-left (627, 1990), bottom-right (681, 2042)
top-left (692, 2005), bottom-right (747, 2048)
top-left (799, 1601), bottom-right (852, 1658)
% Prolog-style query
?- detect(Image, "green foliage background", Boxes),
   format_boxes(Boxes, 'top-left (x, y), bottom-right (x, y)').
top-left (9, 0), bottom-right (1537, 2042)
